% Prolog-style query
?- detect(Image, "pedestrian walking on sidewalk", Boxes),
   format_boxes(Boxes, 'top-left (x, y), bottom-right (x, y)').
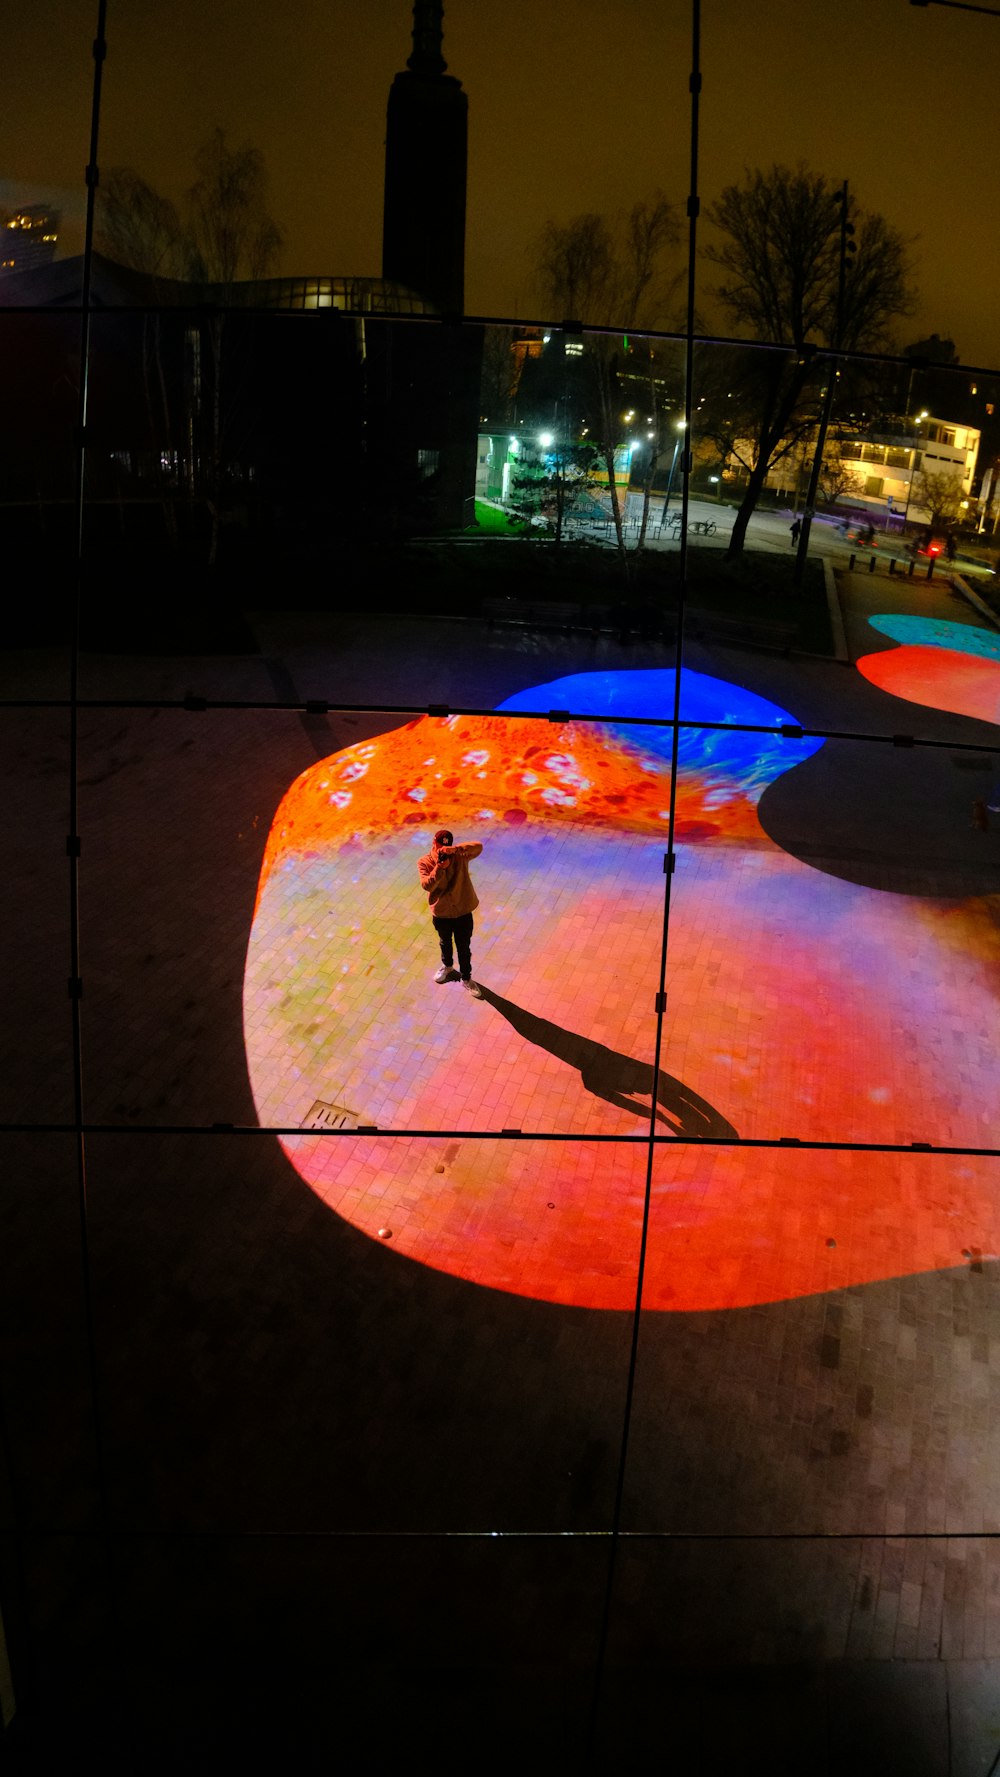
top-left (418, 828), bottom-right (485, 998)
top-left (790, 518), bottom-right (802, 545)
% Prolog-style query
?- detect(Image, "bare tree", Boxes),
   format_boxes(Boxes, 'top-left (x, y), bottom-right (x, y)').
top-left (817, 443), bottom-right (863, 509)
top-left (479, 324), bottom-right (522, 430)
top-left (184, 130), bottom-right (282, 560)
top-left (186, 128), bottom-right (282, 285)
top-left (97, 135), bottom-right (282, 286)
top-left (97, 130), bottom-right (283, 562)
top-left (704, 165), bottom-right (915, 558)
top-left (538, 212), bottom-right (616, 324)
top-left (534, 194), bottom-right (680, 576)
top-left (96, 170), bottom-right (196, 542)
top-left (97, 168), bottom-right (189, 278)
top-left (910, 467), bottom-right (965, 531)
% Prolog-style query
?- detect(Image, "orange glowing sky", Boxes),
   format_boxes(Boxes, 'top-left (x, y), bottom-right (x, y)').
top-left (4, 0), bottom-right (1000, 364)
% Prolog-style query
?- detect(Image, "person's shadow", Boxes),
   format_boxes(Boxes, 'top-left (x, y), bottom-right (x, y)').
top-left (478, 988), bottom-right (737, 1139)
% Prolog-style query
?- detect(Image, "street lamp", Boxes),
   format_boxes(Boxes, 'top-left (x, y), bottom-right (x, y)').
top-left (902, 411), bottom-right (929, 535)
top-left (660, 420), bottom-right (687, 530)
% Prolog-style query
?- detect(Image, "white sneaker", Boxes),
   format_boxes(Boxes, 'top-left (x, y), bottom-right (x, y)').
top-left (434, 964), bottom-right (456, 983)
top-left (462, 978), bottom-right (484, 999)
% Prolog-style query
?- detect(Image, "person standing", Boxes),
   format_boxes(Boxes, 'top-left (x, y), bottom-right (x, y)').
top-left (789, 517), bottom-right (802, 545)
top-left (418, 828), bottom-right (484, 998)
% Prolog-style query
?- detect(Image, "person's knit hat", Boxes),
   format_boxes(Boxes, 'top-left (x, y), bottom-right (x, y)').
top-left (434, 828), bottom-right (453, 845)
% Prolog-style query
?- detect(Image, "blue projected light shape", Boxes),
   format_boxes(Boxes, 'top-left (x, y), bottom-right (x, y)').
top-left (497, 667), bottom-right (822, 804)
top-left (867, 614), bottom-right (1000, 661)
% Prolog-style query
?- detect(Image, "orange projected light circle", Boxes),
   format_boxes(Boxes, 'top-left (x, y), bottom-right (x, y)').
top-left (856, 642), bottom-right (1000, 727)
top-left (244, 683), bottom-right (1000, 1312)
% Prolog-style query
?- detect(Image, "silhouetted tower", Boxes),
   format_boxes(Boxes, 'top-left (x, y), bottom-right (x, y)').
top-left (382, 2), bottom-right (467, 314)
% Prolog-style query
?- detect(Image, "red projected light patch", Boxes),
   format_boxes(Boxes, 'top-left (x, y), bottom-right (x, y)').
top-left (856, 642), bottom-right (1000, 727)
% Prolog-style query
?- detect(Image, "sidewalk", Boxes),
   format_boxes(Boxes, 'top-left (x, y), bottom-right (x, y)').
top-left (2, 613), bottom-right (1000, 1765)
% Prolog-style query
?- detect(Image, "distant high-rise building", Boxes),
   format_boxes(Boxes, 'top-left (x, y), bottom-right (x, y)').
top-left (382, 2), bottom-right (467, 314)
top-left (0, 204), bottom-right (60, 276)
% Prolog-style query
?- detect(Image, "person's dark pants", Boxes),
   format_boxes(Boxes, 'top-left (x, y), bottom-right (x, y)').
top-left (433, 913), bottom-right (474, 980)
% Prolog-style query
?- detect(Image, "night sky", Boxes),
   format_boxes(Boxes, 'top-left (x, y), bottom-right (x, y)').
top-left (4, 1), bottom-right (1000, 365)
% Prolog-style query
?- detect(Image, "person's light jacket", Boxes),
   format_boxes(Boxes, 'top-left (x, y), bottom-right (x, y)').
top-left (418, 841), bottom-right (482, 919)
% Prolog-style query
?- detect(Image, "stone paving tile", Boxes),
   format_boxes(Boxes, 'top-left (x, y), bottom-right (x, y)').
top-left (72, 642), bottom-right (286, 709)
top-left (229, 710), bottom-right (1000, 1321)
top-left (5, 605), bottom-right (1000, 1754)
top-left (607, 1534), bottom-right (1000, 1683)
top-left (71, 705), bottom-right (319, 1127)
top-left (626, 1261), bottom-right (1000, 1538)
top-left (0, 1133), bottom-right (99, 1530)
top-left (246, 824), bottom-right (666, 1136)
top-left (597, 1654), bottom-right (1000, 1775)
top-left (0, 708), bottom-right (75, 1124)
top-left (79, 1131), bottom-right (637, 1533)
top-left (10, 1528), bottom-right (605, 1766)
top-left (9, 1120), bottom-right (997, 1654)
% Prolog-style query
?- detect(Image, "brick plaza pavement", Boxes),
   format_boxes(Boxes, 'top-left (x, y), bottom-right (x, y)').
top-left (2, 595), bottom-right (1000, 1769)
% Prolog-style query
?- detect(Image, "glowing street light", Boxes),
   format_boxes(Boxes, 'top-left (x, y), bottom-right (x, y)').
top-left (661, 419), bottom-right (688, 529)
top-left (902, 412), bottom-right (931, 533)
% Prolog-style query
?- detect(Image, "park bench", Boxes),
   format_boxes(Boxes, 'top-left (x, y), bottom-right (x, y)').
top-left (482, 596), bottom-right (601, 633)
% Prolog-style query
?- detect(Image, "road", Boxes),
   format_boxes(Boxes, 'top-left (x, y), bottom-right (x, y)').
top-left (568, 492), bottom-right (999, 580)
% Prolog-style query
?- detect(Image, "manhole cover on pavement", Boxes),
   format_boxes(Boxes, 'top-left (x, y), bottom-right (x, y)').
top-left (301, 1098), bottom-right (359, 1131)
